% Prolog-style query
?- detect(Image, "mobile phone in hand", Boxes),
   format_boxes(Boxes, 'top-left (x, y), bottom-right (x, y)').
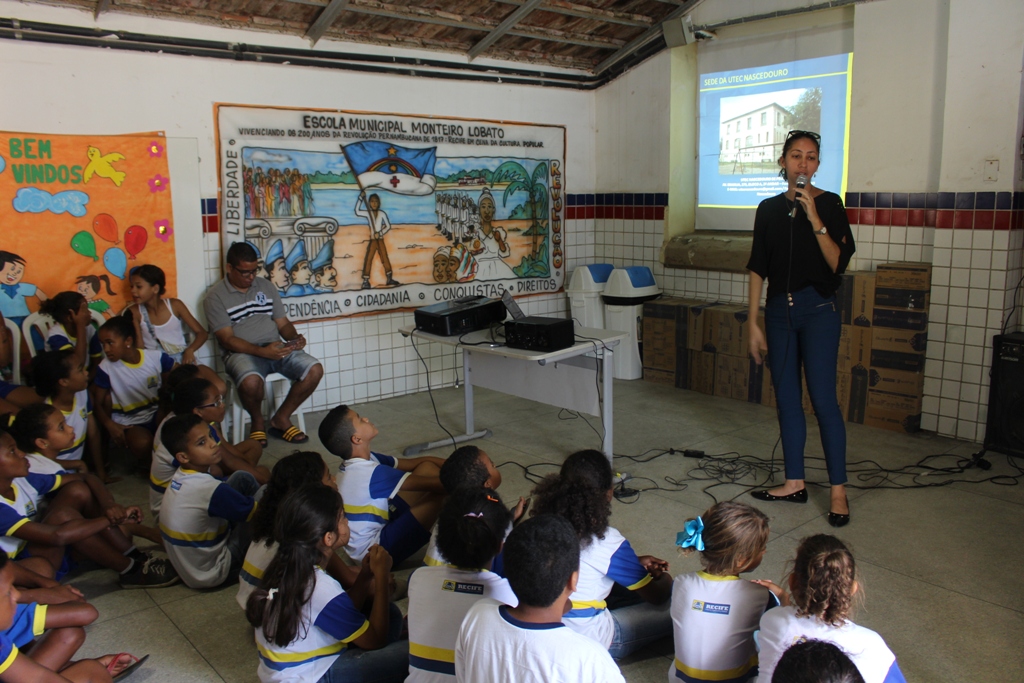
top-left (282, 339), bottom-right (300, 349)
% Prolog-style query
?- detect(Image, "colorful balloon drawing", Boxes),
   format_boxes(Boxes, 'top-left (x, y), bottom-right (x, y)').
top-left (124, 225), bottom-right (148, 260)
top-left (93, 213), bottom-right (119, 244)
top-left (70, 231), bottom-right (98, 261)
top-left (103, 247), bottom-right (127, 279)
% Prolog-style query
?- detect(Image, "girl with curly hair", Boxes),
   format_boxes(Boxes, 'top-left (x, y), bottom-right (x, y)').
top-left (756, 535), bottom-right (905, 683)
top-left (530, 449), bottom-right (672, 658)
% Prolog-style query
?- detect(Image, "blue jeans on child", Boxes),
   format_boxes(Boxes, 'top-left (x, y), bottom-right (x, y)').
top-left (319, 603), bottom-right (409, 683)
top-left (764, 285), bottom-right (847, 485)
top-left (605, 583), bottom-right (673, 659)
top-left (224, 470), bottom-right (264, 583)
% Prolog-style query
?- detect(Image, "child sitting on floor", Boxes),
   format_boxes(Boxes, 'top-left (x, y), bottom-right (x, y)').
top-left (236, 451), bottom-right (363, 610)
top-left (0, 553), bottom-right (150, 682)
top-left (8, 404), bottom-right (87, 476)
top-left (40, 292), bottom-right (102, 371)
top-left (247, 485), bottom-right (408, 683)
top-left (158, 414), bottom-right (261, 589)
top-left (455, 514), bottom-right (625, 683)
top-left (755, 535), bottom-right (906, 683)
top-left (319, 405), bottom-right (445, 566)
top-left (531, 449), bottom-right (672, 658)
top-left (31, 350), bottom-right (112, 482)
top-left (0, 421), bottom-right (178, 589)
top-left (92, 316), bottom-right (176, 471)
top-left (407, 487), bottom-right (516, 682)
top-left (671, 501), bottom-right (777, 683)
top-left (423, 445), bottom-right (525, 571)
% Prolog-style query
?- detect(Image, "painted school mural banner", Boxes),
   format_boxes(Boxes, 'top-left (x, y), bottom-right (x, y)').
top-left (215, 104), bottom-right (566, 321)
top-left (0, 132), bottom-right (177, 328)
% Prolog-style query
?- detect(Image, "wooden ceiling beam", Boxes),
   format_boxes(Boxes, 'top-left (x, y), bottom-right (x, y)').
top-left (342, 2), bottom-right (623, 50)
top-left (305, 0), bottom-right (351, 45)
top-left (492, 0), bottom-right (651, 28)
top-left (467, 0), bottom-right (545, 61)
top-left (593, 0), bottom-right (705, 74)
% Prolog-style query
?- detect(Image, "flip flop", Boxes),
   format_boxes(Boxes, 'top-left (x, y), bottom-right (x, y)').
top-left (268, 426), bottom-right (309, 443)
top-left (107, 653), bottom-right (149, 681)
top-left (248, 430), bottom-right (268, 447)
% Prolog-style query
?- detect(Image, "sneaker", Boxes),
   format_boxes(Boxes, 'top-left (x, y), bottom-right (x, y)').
top-left (361, 279), bottom-right (372, 290)
top-left (119, 556), bottom-right (181, 589)
top-left (386, 276), bottom-right (401, 286)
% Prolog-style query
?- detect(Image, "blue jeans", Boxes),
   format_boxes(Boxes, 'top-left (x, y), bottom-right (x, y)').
top-left (765, 286), bottom-right (847, 485)
top-left (606, 587), bottom-right (673, 659)
top-left (319, 603), bottom-right (409, 683)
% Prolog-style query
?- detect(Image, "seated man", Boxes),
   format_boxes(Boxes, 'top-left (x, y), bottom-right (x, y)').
top-left (204, 242), bottom-right (323, 445)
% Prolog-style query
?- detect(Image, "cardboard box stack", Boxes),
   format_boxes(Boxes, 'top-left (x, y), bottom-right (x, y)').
top-left (641, 262), bottom-right (928, 434)
top-left (865, 262), bottom-right (930, 433)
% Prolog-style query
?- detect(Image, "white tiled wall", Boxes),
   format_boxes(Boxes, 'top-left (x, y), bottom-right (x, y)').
top-left (580, 214), bottom-right (1024, 443)
top-left (199, 232), bottom-right (570, 413)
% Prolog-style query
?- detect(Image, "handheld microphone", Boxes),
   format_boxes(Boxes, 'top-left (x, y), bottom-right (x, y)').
top-left (789, 174), bottom-right (808, 218)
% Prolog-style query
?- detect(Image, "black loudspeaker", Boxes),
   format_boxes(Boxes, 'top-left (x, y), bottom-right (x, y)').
top-left (981, 332), bottom-right (1024, 458)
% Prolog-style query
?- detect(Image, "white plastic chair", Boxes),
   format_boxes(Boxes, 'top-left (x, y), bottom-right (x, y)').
top-left (226, 372), bottom-right (308, 444)
top-left (21, 312), bottom-right (55, 359)
top-left (90, 309), bottom-right (107, 328)
top-left (3, 317), bottom-right (22, 384)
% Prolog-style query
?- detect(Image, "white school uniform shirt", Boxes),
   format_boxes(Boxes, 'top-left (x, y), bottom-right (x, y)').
top-left (48, 390), bottom-right (90, 461)
top-left (407, 566), bottom-right (518, 682)
top-left (669, 572), bottom-right (775, 683)
top-left (455, 599), bottom-right (625, 683)
top-left (149, 413), bottom-right (177, 517)
top-left (159, 468), bottom-right (257, 588)
top-left (0, 473), bottom-right (62, 557)
top-left (44, 323), bottom-right (102, 366)
top-left (93, 350), bottom-right (175, 426)
top-left (26, 453), bottom-right (73, 476)
top-left (755, 606), bottom-right (906, 683)
top-left (255, 567), bottom-right (369, 683)
top-left (563, 527), bottom-right (654, 648)
top-left (237, 539), bottom-right (278, 610)
top-left (336, 452), bottom-right (408, 561)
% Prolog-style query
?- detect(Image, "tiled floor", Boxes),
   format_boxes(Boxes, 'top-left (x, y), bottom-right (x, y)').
top-left (71, 380), bottom-right (1024, 682)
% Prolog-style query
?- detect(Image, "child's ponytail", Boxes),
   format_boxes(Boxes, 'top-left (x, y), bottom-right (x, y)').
top-left (246, 485), bottom-right (343, 646)
top-left (40, 291), bottom-right (86, 327)
top-left (531, 449), bottom-right (612, 546)
top-left (436, 487), bottom-right (511, 569)
top-left (790, 534), bottom-right (857, 627)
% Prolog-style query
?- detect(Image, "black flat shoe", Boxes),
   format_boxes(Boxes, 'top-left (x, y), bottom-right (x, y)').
top-left (828, 511), bottom-right (850, 527)
top-left (828, 497), bottom-right (850, 527)
top-left (751, 488), bottom-right (808, 504)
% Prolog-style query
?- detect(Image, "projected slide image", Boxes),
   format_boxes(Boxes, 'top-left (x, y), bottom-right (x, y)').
top-left (698, 53), bottom-right (852, 211)
top-left (718, 88), bottom-right (820, 176)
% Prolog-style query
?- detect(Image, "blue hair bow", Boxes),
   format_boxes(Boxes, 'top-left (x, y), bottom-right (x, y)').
top-left (676, 516), bottom-right (705, 552)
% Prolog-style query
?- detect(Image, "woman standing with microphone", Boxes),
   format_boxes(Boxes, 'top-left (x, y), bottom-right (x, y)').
top-left (746, 131), bottom-right (856, 527)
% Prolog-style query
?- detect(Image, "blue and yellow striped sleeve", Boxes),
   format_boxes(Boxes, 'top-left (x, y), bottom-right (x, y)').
top-left (607, 539), bottom-right (653, 590)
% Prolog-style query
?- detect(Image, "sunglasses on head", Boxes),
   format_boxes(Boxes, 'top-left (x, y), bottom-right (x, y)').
top-left (786, 130), bottom-right (821, 143)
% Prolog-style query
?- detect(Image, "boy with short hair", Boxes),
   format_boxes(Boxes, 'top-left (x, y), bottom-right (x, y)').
top-left (455, 514), bottom-right (625, 683)
top-left (159, 414), bottom-right (260, 589)
top-left (318, 405), bottom-right (444, 565)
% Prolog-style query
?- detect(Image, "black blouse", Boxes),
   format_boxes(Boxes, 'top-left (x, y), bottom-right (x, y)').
top-left (745, 191), bottom-right (855, 300)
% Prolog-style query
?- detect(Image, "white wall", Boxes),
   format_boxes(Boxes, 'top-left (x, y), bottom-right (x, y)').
top-left (594, 51), bottom-right (671, 193)
top-left (848, 0), bottom-right (949, 190)
top-left (0, 0), bottom-right (596, 410)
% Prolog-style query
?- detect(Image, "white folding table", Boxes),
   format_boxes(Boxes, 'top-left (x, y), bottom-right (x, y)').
top-left (398, 325), bottom-right (627, 460)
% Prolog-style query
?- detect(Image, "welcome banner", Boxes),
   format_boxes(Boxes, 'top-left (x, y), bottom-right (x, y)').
top-left (216, 104), bottom-right (566, 321)
top-left (0, 132), bottom-right (177, 328)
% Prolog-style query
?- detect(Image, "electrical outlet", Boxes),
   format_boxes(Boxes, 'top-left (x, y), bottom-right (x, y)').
top-left (984, 158), bottom-right (999, 182)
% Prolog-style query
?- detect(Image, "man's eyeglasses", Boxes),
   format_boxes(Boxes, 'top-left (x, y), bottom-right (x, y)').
top-left (232, 266), bottom-right (259, 278)
top-left (787, 130), bottom-right (821, 143)
top-left (197, 395), bottom-right (225, 409)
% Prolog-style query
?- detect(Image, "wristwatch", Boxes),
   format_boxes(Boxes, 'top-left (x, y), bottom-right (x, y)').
top-left (816, 225), bottom-right (828, 235)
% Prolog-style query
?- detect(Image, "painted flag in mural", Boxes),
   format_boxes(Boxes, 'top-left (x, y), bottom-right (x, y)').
top-left (342, 141), bottom-right (437, 196)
